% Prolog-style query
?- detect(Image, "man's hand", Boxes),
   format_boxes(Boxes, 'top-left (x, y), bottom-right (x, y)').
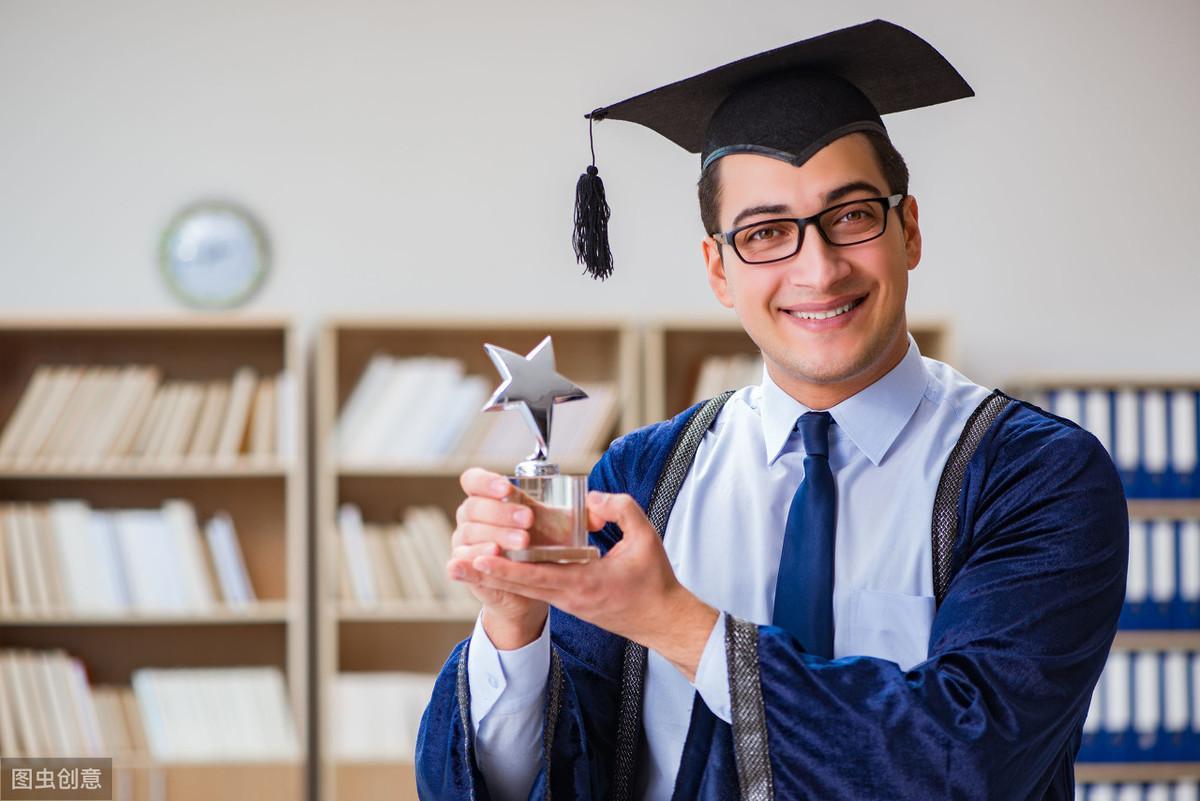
top-left (448, 468), bottom-right (548, 650)
top-left (465, 489), bottom-right (718, 682)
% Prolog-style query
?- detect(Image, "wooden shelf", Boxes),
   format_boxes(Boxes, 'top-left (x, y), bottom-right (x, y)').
top-left (336, 601), bottom-right (479, 623)
top-left (0, 315), bottom-right (294, 332)
top-left (315, 318), bottom-right (640, 801)
top-left (0, 461), bottom-right (290, 479)
top-left (1009, 375), bottom-right (1200, 391)
top-left (1112, 630), bottom-right (1200, 650)
top-left (334, 761), bottom-right (417, 801)
top-left (1127, 499), bottom-right (1200, 519)
top-left (111, 760), bottom-right (303, 801)
top-left (0, 601), bottom-right (293, 626)
top-left (0, 317), bottom-right (308, 801)
top-left (1076, 762), bottom-right (1200, 782)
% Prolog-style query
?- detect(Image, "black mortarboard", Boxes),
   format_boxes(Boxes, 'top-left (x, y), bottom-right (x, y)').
top-left (572, 19), bottom-right (973, 280)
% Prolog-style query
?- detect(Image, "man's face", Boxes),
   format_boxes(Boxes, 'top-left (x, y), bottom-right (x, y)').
top-left (702, 133), bottom-right (922, 397)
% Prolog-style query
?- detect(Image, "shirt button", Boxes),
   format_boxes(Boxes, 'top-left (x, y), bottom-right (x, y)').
top-left (488, 674), bottom-right (500, 689)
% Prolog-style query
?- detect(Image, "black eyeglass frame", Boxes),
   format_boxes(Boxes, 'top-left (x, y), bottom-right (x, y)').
top-left (712, 193), bottom-right (906, 265)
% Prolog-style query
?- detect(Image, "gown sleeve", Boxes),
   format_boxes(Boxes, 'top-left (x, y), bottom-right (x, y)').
top-left (721, 407), bottom-right (1128, 800)
top-left (414, 433), bottom-right (642, 800)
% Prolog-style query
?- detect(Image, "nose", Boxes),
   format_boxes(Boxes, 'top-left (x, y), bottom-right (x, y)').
top-left (785, 222), bottom-right (851, 292)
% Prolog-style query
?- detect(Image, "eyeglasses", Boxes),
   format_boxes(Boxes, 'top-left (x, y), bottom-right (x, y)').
top-left (712, 194), bottom-right (906, 265)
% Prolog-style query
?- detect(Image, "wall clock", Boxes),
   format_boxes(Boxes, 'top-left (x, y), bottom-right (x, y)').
top-left (160, 201), bottom-right (269, 309)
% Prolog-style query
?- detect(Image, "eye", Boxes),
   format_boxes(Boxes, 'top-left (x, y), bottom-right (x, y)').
top-left (748, 225), bottom-right (787, 241)
top-left (826, 202), bottom-right (881, 230)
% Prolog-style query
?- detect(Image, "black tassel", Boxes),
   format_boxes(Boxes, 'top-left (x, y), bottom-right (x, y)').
top-left (573, 113), bottom-right (613, 280)
top-left (573, 164), bottom-right (612, 280)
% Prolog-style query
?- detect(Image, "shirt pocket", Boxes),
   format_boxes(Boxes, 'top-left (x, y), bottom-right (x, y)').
top-left (847, 589), bottom-right (935, 671)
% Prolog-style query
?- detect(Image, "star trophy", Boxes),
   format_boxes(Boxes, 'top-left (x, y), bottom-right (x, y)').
top-left (482, 336), bottom-right (600, 563)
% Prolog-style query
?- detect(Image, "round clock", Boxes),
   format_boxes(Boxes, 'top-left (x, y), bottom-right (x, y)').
top-left (159, 201), bottom-right (269, 309)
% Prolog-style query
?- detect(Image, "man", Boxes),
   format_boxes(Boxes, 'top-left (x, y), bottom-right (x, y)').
top-left (416, 20), bottom-right (1127, 801)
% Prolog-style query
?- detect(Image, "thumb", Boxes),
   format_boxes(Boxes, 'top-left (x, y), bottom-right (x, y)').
top-left (587, 491), bottom-right (656, 544)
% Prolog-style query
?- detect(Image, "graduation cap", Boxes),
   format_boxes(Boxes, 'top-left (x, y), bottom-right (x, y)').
top-left (572, 19), bottom-right (974, 280)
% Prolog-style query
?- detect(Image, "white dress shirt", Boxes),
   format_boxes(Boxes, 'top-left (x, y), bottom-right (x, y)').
top-left (467, 336), bottom-right (991, 801)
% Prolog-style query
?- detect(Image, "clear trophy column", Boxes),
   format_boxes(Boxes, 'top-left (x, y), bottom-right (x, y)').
top-left (483, 336), bottom-right (599, 563)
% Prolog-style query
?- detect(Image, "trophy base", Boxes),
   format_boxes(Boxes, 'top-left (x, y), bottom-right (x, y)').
top-left (504, 546), bottom-right (600, 564)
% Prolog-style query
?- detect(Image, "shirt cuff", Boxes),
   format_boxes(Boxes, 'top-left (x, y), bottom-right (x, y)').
top-left (467, 611), bottom-right (552, 728)
top-left (691, 611), bottom-right (732, 724)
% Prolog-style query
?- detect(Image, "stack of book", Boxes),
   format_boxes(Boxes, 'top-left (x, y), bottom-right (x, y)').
top-left (335, 354), bottom-right (617, 465)
top-left (1076, 782), bottom-right (1199, 800)
top-left (1081, 648), bottom-right (1200, 761)
top-left (1122, 517), bottom-right (1200, 629)
top-left (336, 504), bottom-right (475, 609)
top-left (0, 650), bottom-right (288, 764)
top-left (90, 685), bottom-right (148, 761)
top-left (691, 354), bottom-right (763, 404)
top-left (0, 500), bottom-right (256, 617)
top-left (332, 672), bottom-right (437, 761)
top-left (1034, 387), bottom-right (1197, 497)
top-left (0, 649), bottom-right (110, 757)
top-left (132, 666), bottom-right (300, 761)
top-left (0, 365), bottom-right (295, 469)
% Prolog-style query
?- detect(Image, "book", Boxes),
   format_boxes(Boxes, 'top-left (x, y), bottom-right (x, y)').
top-left (0, 649), bottom-right (106, 758)
top-left (3, 506), bottom-right (34, 613)
top-left (215, 367), bottom-right (258, 462)
top-left (49, 500), bottom-right (107, 614)
top-left (142, 382), bottom-right (183, 461)
top-left (19, 367), bottom-right (81, 464)
top-left (157, 381), bottom-right (206, 462)
top-left (275, 370), bottom-right (296, 464)
top-left (0, 365), bottom-right (53, 463)
top-left (249, 376), bottom-right (277, 462)
top-left (103, 367), bottom-right (161, 462)
top-left (18, 505), bottom-right (53, 613)
top-left (161, 499), bottom-right (216, 611)
top-left (364, 526), bottom-right (402, 601)
top-left (132, 666), bottom-right (300, 761)
top-left (3, 499), bottom-right (260, 618)
top-left (336, 353), bottom-right (396, 462)
top-left (204, 513), bottom-right (257, 606)
top-left (333, 672), bottom-right (437, 761)
top-left (338, 504), bottom-right (376, 605)
top-left (186, 381), bottom-right (230, 459)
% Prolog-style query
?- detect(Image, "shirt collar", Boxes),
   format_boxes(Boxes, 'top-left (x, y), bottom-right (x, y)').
top-left (760, 334), bottom-right (929, 467)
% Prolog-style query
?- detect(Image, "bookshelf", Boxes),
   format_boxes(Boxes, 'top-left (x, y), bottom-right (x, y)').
top-left (314, 317), bottom-right (639, 801)
top-left (0, 317), bottom-right (307, 801)
top-left (642, 316), bottom-right (953, 422)
top-left (1007, 378), bottom-right (1200, 789)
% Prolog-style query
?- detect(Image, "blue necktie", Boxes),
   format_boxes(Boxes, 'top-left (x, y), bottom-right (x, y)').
top-left (772, 411), bottom-right (836, 658)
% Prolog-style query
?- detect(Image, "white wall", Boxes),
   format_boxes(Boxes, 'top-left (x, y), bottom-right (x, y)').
top-left (1, 0), bottom-right (1197, 388)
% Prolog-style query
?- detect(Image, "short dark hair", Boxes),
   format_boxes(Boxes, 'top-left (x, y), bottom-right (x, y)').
top-left (697, 130), bottom-right (910, 235)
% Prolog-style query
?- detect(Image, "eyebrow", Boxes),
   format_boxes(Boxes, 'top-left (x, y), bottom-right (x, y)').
top-left (823, 180), bottom-right (883, 206)
top-left (728, 180), bottom-right (885, 230)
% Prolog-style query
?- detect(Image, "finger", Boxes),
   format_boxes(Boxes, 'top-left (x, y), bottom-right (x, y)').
top-left (460, 467), bottom-right (512, 499)
top-left (456, 495), bottom-right (533, 529)
top-left (447, 542), bottom-right (501, 582)
top-left (456, 522), bottom-right (531, 550)
top-left (472, 553), bottom-right (584, 593)
top-left (472, 571), bottom-right (558, 605)
top-left (587, 492), bottom-right (655, 543)
top-left (586, 507), bottom-right (608, 532)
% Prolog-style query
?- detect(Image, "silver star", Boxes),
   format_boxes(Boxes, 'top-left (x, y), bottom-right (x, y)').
top-left (483, 336), bottom-right (588, 462)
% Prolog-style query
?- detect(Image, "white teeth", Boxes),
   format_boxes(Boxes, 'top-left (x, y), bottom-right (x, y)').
top-left (788, 300), bottom-right (858, 320)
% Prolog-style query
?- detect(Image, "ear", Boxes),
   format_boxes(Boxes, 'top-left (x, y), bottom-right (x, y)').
top-left (901, 195), bottom-right (921, 271)
top-left (702, 236), bottom-right (735, 308)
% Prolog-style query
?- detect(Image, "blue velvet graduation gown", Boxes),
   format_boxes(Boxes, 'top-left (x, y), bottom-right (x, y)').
top-left (414, 396), bottom-right (1128, 800)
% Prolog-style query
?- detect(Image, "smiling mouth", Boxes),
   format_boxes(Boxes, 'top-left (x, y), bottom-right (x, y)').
top-left (783, 295), bottom-right (867, 321)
